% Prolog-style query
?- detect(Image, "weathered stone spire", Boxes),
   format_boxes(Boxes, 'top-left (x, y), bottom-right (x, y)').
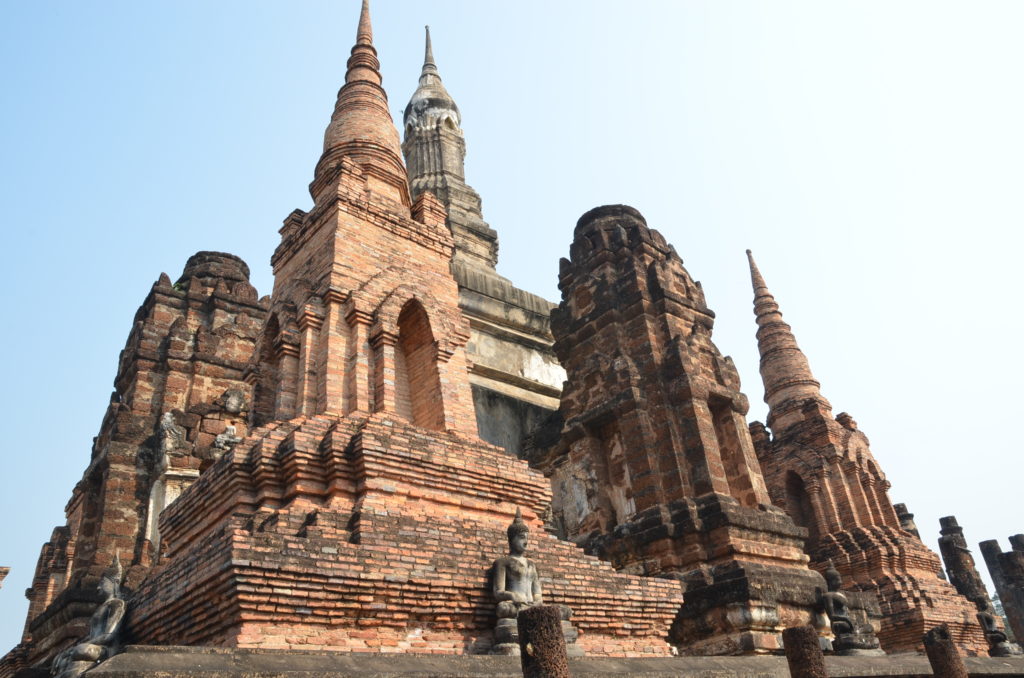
top-left (747, 250), bottom-right (830, 426)
top-left (423, 25), bottom-right (438, 76)
top-left (316, 0), bottom-right (410, 206)
top-left (403, 27), bottom-right (498, 269)
top-left (406, 26), bottom-right (459, 133)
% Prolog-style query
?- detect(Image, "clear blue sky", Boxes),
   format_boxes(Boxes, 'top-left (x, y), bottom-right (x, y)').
top-left (2, 1), bottom-right (1023, 651)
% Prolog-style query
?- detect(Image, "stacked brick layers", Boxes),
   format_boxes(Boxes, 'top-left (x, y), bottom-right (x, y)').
top-left (127, 413), bottom-right (681, 656)
top-left (598, 496), bottom-right (830, 656)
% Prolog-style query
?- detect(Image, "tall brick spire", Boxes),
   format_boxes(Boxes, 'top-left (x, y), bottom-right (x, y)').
top-left (316, 0), bottom-right (410, 206)
top-left (747, 249), bottom-right (830, 426)
top-left (746, 250), bottom-right (984, 655)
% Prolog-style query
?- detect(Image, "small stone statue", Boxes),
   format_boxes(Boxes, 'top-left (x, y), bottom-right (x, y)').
top-left (490, 509), bottom-right (579, 656)
top-left (213, 424), bottom-right (243, 450)
top-left (493, 508), bottom-right (542, 619)
top-left (819, 563), bottom-right (884, 656)
top-left (975, 598), bottom-right (1022, 656)
top-left (158, 412), bottom-right (188, 456)
top-left (50, 555), bottom-right (126, 678)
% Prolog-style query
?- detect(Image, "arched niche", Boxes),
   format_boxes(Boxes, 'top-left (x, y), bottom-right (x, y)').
top-left (785, 470), bottom-right (819, 543)
top-left (394, 299), bottom-right (445, 431)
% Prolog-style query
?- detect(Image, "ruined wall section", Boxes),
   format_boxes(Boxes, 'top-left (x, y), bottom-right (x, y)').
top-left (750, 385), bottom-right (987, 656)
top-left (458, 267), bottom-right (563, 458)
top-left (2, 253), bottom-right (266, 675)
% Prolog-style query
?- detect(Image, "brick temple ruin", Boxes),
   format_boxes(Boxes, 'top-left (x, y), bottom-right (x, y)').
top-left (2, 2), bottom-right (1019, 676)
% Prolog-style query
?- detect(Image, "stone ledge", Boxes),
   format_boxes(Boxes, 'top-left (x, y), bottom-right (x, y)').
top-left (84, 646), bottom-right (1024, 678)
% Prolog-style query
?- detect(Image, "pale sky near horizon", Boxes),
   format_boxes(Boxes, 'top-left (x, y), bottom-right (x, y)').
top-left (2, 1), bottom-right (1023, 651)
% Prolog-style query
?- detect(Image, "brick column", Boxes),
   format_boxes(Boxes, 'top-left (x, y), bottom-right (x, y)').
top-left (297, 309), bottom-right (323, 416)
top-left (345, 309), bottom-right (373, 415)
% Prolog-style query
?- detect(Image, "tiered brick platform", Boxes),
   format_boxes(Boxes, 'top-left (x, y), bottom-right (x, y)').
top-left (128, 414), bottom-right (681, 655)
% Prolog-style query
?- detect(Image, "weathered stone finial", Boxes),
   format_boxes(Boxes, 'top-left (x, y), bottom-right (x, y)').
top-left (404, 24), bottom-right (461, 133)
top-left (746, 249), bottom-right (768, 293)
top-left (317, 0), bottom-right (409, 206)
top-left (423, 26), bottom-right (437, 73)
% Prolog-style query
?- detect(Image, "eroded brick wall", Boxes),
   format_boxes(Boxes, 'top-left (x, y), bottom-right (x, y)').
top-left (2, 253), bottom-right (266, 674)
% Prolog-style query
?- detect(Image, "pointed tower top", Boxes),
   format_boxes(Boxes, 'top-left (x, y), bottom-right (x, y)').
top-left (747, 250), bottom-right (829, 426)
top-left (403, 25), bottom-right (460, 133)
top-left (356, 0), bottom-right (373, 46)
top-left (316, 0), bottom-right (409, 206)
top-left (746, 249), bottom-right (768, 293)
top-left (423, 26), bottom-right (437, 74)
top-left (345, 0), bottom-right (381, 86)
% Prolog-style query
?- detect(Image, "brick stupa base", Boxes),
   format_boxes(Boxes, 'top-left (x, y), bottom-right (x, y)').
top-left (598, 497), bottom-right (828, 655)
top-left (127, 415), bottom-right (681, 655)
top-left (817, 528), bottom-right (988, 655)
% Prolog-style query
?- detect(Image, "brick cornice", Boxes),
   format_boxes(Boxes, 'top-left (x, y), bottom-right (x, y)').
top-left (345, 307), bottom-right (374, 327)
top-left (298, 310), bottom-right (324, 332)
top-left (324, 287), bottom-right (349, 305)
